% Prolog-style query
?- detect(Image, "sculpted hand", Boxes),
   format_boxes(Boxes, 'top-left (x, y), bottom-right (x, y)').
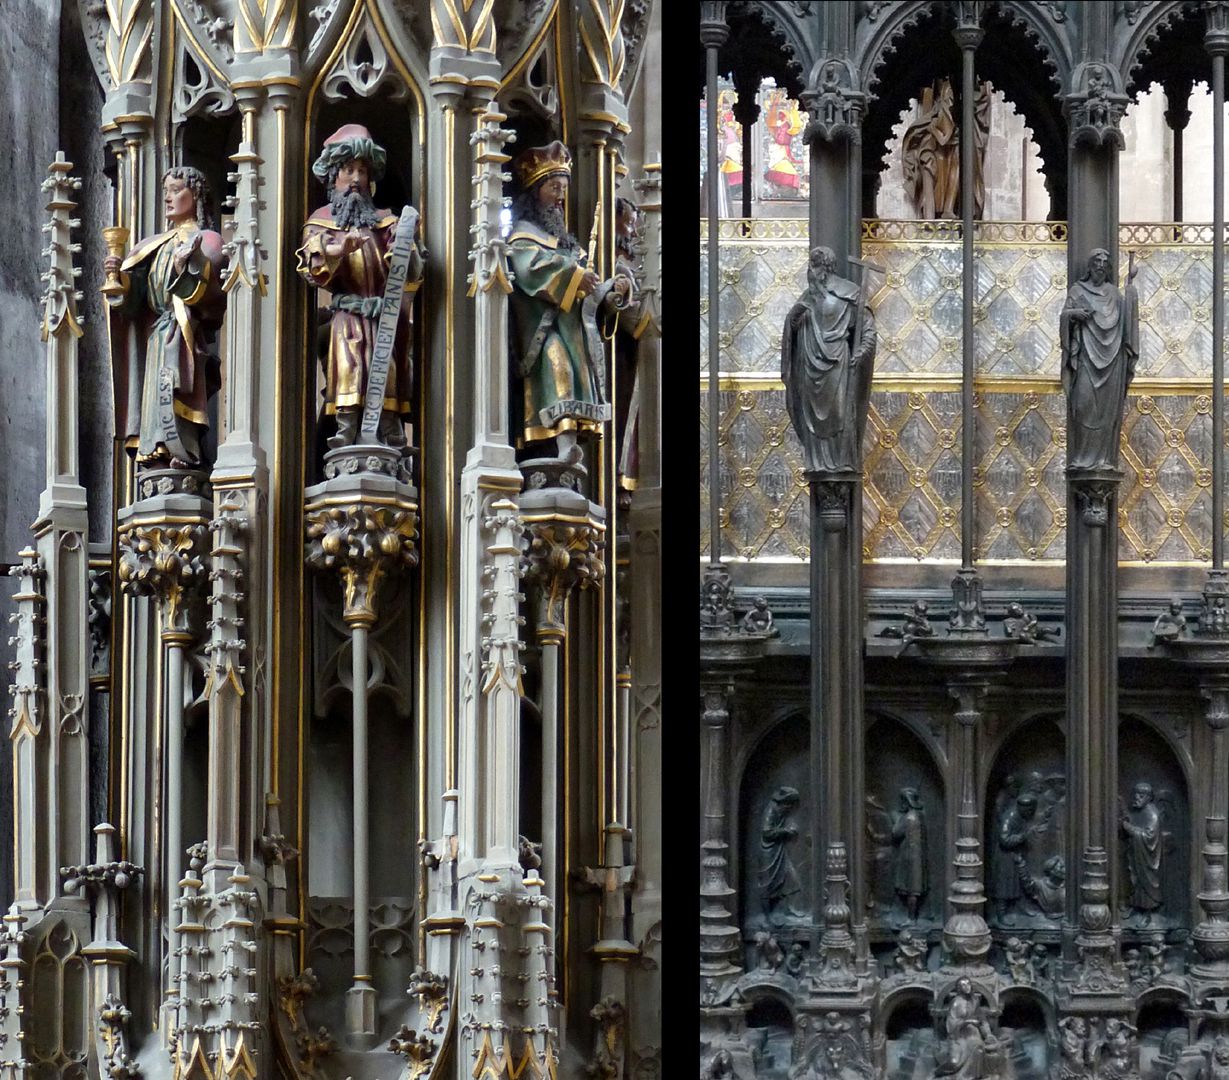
top-left (324, 229), bottom-right (366, 260)
top-left (103, 254), bottom-right (122, 276)
top-left (172, 231), bottom-right (202, 275)
top-left (580, 269), bottom-right (600, 296)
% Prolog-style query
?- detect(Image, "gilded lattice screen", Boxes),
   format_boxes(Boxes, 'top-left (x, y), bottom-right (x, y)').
top-left (700, 219), bottom-right (1218, 565)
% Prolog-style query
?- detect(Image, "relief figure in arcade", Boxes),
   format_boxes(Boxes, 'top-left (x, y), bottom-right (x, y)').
top-left (781, 245), bottom-right (877, 474)
top-left (892, 786), bottom-right (928, 922)
top-left (104, 167), bottom-right (225, 469)
top-left (758, 785), bottom-right (806, 925)
top-left (1016, 853), bottom-right (1066, 919)
top-left (297, 124), bottom-right (425, 451)
top-left (507, 140), bottom-right (632, 461)
top-left (1120, 780), bottom-right (1167, 926)
top-left (1060, 247), bottom-right (1139, 472)
top-left (988, 772), bottom-right (1066, 925)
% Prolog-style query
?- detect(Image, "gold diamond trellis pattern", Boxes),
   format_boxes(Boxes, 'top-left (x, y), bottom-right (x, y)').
top-left (701, 221), bottom-right (1226, 564)
top-left (702, 381), bottom-right (1221, 564)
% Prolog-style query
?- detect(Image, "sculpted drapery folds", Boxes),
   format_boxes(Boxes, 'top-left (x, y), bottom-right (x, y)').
top-left (296, 124), bottom-right (425, 450)
top-left (1060, 248), bottom-right (1139, 472)
top-left (1120, 781), bottom-right (1164, 921)
top-left (758, 785), bottom-right (805, 924)
top-left (105, 168), bottom-right (225, 468)
top-left (507, 140), bottom-right (629, 459)
top-left (891, 787), bottom-right (927, 921)
top-left (781, 246), bottom-right (876, 475)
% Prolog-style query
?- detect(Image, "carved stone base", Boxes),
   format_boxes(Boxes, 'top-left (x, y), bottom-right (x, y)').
top-left (322, 442), bottom-right (414, 486)
top-left (345, 982), bottom-right (378, 1050)
top-left (520, 455), bottom-right (588, 494)
top-left (134, 466), bottom-right (212, 501)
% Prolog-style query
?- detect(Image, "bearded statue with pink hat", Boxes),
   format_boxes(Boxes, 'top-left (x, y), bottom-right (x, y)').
top-left (296, 124), bottom-right (426, 451)
top-left (508, 140), bottom-right (632, 462)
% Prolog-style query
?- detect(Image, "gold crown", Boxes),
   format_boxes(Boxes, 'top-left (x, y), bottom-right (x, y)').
top-left (513, 141), bottom-right (572, 190)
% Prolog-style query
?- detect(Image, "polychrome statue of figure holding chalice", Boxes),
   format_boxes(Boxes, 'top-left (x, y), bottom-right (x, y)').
top-left (103, 167), bottom-right (226, 469)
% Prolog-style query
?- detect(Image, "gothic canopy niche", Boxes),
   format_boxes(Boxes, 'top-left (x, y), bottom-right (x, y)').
top-left (983, 716), bottom-right (1068, 933)
top-left (859, 1), bottom-right (1071, 219)
top-left (739, 713), bottom-right (812, 946)
top-left (863, 711), bottom-right (946, 935)
top-left (1121, 0), bottom-right (1208, 101)
top-left (496, 0), bottom-right (559, 131)
top-left (1117, 716), bottom-right (1191, 935)
top-left (694, 2), bottom-right (807, 103)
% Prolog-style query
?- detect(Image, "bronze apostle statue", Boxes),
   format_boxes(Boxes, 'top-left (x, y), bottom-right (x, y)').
top-left (508, 141), bottom-right (631, 462)
top-left (297, 124), bottom-right (425, 451)
top-left (1060, 248), bottom-right (1139, 472)
top-left (781, 246), bottom-right (877, 474)
top-left (104, 167), bottom-right (226, 469)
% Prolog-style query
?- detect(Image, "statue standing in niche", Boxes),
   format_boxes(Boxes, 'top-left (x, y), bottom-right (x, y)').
top-left (891, 787), bottom-right (927, 922)
top-left (104, 167), bottom-right (225, 469)
top-left (781, 246), bottom-right (877, 474)
top-left (1060, 248), bottom-right (1139, 472)
top-left (758, 786), bottom-right (806, 924)
top-left (507, 141), bottom-right (631, 462)
top-left (1120, 781), bottom-right (1164, 924)
top-left (296, 124), bottom-right (425, 450)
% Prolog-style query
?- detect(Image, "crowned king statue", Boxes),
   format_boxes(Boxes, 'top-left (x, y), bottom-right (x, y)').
top-left (508, 140), bottom-right (632, 461)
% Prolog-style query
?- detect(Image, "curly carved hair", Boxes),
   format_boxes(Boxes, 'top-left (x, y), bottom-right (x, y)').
top-left (163, 166), bottom-right (215, 230)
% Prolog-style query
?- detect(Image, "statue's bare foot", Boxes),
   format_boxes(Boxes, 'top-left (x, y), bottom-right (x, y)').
top-left (169, 455), bottom-right (196, 470)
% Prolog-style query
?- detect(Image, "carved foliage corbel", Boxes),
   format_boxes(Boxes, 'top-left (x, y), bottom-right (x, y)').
top-left (117, 522), bottom-right (209, 635)
top-left (304, 502), bottom-right (419, 626)
top-left (522, 520), bottom-right (605, 636)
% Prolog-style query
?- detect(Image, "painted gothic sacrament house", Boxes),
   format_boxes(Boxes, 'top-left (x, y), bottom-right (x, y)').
top-left (2, 2), bottom-right (661, 1079)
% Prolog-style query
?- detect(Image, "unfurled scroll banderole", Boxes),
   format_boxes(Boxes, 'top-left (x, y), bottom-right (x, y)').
top-left (359, 205), bottom-right (420, 440)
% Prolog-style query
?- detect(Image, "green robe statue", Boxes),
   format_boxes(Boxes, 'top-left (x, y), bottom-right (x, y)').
top-left (508, 219), bottom-right (613, 445)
